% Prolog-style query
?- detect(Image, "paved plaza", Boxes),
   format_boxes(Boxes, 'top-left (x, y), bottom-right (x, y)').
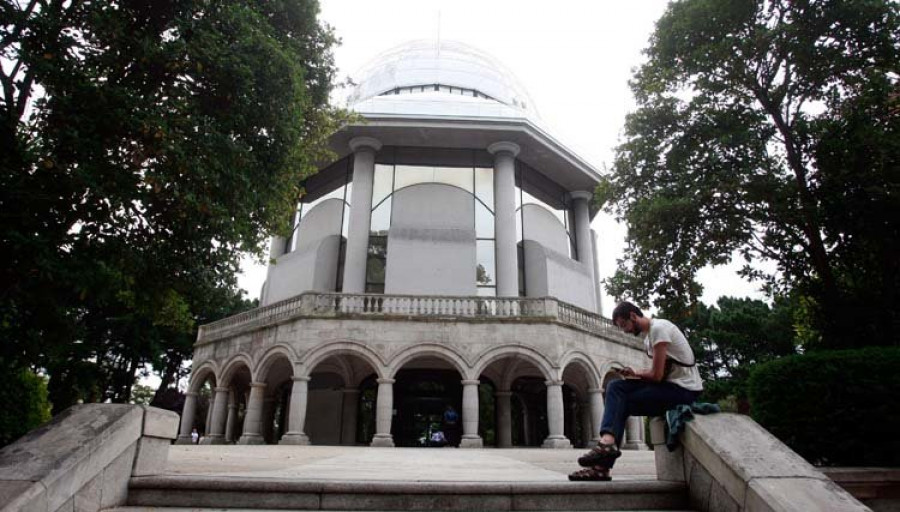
top-left (165, 445), bottom-right (657, 483)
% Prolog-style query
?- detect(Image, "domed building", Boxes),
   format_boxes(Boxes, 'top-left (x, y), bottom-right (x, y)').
top-left (178, 40), bottom-right (649, 450)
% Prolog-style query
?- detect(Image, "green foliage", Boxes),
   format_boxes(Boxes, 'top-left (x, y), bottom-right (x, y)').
top-left (129, 383), bottom-right (156, 405)
top-left (604, 0), bottom-right (900, 348)
top-left (748, 348), bottom-right (900, 466)
top-left (0, 367), bottom-right (52, 447)
top-left (671, 296), bottom-right (798, 410)
top-left (1, 1), bottom-right (345, 411)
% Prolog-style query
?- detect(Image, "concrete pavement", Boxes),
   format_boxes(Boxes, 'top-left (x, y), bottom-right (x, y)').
top-left (165, 445), bottom-right (657, 483)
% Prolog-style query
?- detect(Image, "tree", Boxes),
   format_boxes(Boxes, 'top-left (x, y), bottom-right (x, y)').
top-left (600, 0), bottom-right (900, 348)
top-left (679, 296), bottom-right (798, 407)
top-left (129, 382), bottom-right (155, 405)
top-left (1, 0), bottom-right (346, 412)
top-left (0, 367), bottom-right (51, 446)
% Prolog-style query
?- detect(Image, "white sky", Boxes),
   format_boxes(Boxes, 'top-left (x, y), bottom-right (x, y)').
top-left (238, 0), bottom-right (767, 316)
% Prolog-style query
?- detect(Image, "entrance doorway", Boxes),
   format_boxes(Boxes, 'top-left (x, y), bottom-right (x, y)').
top-left (391, 369), bottom-right (461, 447)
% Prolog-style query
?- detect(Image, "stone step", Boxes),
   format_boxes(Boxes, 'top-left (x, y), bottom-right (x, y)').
top-left (126, 476), bottom-right (691, 511)
top-left (109, 508), bottom-right (697, 512)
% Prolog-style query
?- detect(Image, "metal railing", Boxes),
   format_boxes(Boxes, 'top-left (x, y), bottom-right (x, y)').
top-left (197, 292), bottom-right (638, 346)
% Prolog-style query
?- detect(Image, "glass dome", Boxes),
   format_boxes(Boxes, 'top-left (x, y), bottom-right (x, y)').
top-left (347, 39), bottom-right (539, 119)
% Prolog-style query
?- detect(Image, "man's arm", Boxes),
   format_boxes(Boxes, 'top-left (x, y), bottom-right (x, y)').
top-left (635, 342), bottom-right (669, 382)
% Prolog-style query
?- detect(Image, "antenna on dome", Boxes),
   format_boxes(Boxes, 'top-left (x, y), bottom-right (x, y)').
top-left (436, 10), bottom-right (441, 58)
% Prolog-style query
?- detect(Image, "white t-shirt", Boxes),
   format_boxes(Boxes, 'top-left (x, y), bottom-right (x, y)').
top-left (644, 318), bottom-right (703, 391)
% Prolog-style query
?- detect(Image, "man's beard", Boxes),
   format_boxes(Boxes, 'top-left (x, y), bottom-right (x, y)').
top-left (630, 325), bottom-right (642, 336)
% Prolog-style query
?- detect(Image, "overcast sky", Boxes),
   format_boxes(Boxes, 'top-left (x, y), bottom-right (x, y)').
top-left (238, 0), bottom-right (766, 315)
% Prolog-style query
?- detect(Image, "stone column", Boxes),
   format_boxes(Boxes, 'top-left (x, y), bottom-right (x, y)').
top-left (225, 401), bottom-right (238, 443)
top-left (624, 415), bottom-right (645, 450)
top-left (340, 388), bottom-right (360, 446)
top-left (261, 397), bottom-right (276, 443)
top-left (650, 417), bottom-right (685, 482)
top-left (580, 401), bottom-right (594, 447)
top-left (238, 382), bottom-right (266, 445)
top-left (570, 191), bottom-right (597, 309)
top-left (371, 378), bottom-right (395, 447)
top-left (495, 391), bottom-right (513, 448)
top-left (460, 380), bottom-right (483, 448)
top-left (542, 380), bottom-right (572, 448)
top-left (589, 387), bottom-right (604, 446)
top-left (488, 141), bottom-right (521, 297)
top-left (176, 391), bottom-right (198, 444)
top-left (342, 137), bottom-right (382, 293)
top-left (204, 394), bottom-right (214, 434)
top-left (281, 376), bottom-right (311, 445)
top-left (200, 387), bottom-right (230, 445)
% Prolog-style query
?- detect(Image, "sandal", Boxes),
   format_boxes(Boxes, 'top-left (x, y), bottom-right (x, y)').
top-left (568, 467), bottom-right (611, 482)
top-left (577, 442), bottom-right (621, 468)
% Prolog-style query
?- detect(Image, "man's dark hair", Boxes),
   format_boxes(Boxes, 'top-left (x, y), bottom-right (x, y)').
top-left (611, 301), bottom-right (643, 323)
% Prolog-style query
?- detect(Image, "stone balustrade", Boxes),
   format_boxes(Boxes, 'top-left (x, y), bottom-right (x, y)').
top-left (196, 292), bottom-right (637, 346)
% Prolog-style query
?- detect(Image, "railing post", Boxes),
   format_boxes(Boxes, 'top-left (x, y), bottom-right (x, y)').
top-left (543, 298), bottom-right (559, 319)
top-left (299, 294), bottom-right (317, 315)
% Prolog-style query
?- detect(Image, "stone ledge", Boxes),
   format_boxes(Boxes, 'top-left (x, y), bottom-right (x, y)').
top-left (671, 414), bottom-right (871, 512)
top-left (0, 404), bottom-right (143, 512)
top-left (140, 406), bottom-right (179, 440)
top-left (0, 404), bottom-right (175, 512)
top-left (746, 477), bottom-right (870, 512)
top-left (682, 413), bottom-right (827, 506)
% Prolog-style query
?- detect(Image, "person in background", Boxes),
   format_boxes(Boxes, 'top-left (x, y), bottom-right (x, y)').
top-left (442, 405), bottom-right (461, 447)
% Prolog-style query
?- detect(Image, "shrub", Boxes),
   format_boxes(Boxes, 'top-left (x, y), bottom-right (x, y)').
top-left (748, 347), bottom-right (900, 466)
top-left (0, 367), bottom-right (53, 447)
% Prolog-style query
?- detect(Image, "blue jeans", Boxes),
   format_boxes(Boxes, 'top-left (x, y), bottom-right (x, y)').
top-left (598, 379), bottom-right (699, 465)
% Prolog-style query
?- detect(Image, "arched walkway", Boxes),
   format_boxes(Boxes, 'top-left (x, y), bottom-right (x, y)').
top-left (386, 345), bottom-right (472, 448)
top-left (561, 353), bottom-right (602, 447)
top-left (199, 355), bottom-right (252, 445)
top-left (176, 364), bottom-right (217, 444)
top-left (474, 346), bottom-right (566, 448)
top-left (304, 349), bottom-right (379, 446)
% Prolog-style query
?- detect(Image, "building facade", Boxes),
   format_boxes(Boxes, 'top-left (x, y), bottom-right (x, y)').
top-left (178, 40), bottom-right (648, 449)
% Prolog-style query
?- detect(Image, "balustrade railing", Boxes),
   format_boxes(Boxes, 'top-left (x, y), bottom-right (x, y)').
top-left (197, 291), bottom-right (636, 346)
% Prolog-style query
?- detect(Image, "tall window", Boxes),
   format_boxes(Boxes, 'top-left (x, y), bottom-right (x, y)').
top-left (364, 162), bottom-right (496, 295)
top-left (515, 161), bottom-right (575, 296)
top-left (282, 157), bottom-right (352, 291)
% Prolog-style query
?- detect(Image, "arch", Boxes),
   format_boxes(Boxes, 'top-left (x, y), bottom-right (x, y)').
top-left (391, 182), bottom-right (476, 204)
top-left (309, 355), bottom-right (353, 387)
top-left (471, 345), bottom-right (555, 382)
top-left (299, 341), bottom-right (386, 379)
top-left (559, 351), bottom-right (602, 390)
top-left (218, 353), bottom-right (253, 388)
top-left (254, 343), bottom-right (299, 382)
top-left (386, 343), bottom-right (470, 378)
top-left (188, 361), bottom-right (219, 393)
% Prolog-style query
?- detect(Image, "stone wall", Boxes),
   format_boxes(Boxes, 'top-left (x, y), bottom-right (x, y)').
top-left (650, 414), bottom-right (871, 512)
top-left (0, 404), bottom-right (178, 512)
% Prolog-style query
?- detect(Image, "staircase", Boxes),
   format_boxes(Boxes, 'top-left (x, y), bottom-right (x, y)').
top-left (108, 474), bottom-right (693, 511)
top-left (96, 444), bottom-right (693, 512)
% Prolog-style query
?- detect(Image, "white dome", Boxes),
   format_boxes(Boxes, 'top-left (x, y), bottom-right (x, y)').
top-left (347, 40), bottom-right (538, 118)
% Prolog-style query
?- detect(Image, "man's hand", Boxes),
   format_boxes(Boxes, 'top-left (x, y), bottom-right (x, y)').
top-left (616, 367), bottom-right (637, 378)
